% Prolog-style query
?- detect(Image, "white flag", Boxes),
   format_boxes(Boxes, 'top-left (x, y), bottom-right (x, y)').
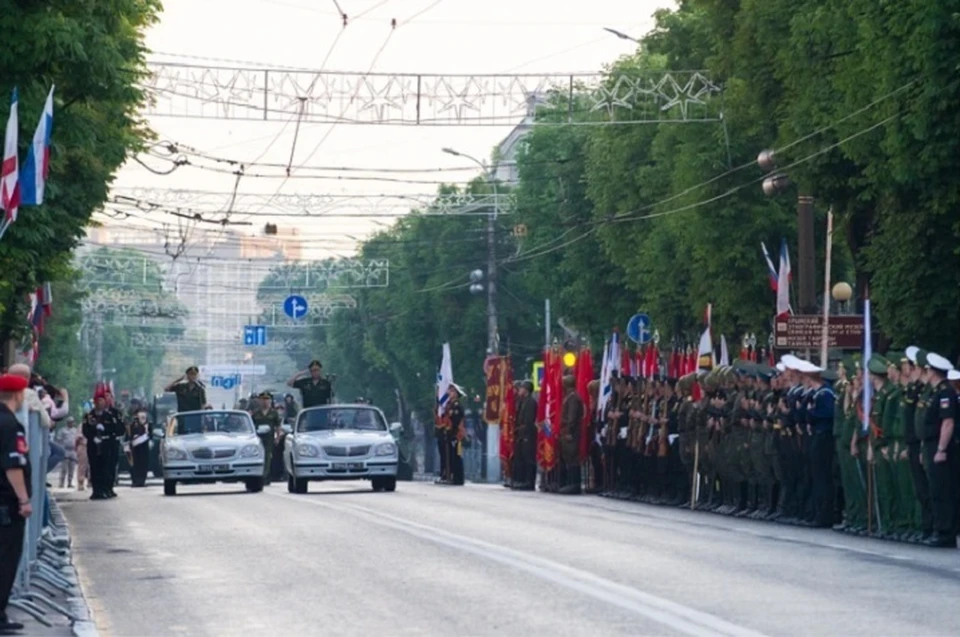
top-left (720, 335), bottom-right (730, 367)
top-left (436, 342), bottom-right (454, 417)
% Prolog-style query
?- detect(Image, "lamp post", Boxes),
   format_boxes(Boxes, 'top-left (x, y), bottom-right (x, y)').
top-left (443, 147), bottom-right (501, 484)
top-left (442, 147), bottom-right (499, 356)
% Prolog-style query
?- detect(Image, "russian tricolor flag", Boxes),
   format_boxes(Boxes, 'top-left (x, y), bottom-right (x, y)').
top-left (21, 85), bottom-right (54, 206)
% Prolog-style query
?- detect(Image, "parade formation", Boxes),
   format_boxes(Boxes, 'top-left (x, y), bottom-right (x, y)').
top-left (492, 341), bottom-right (959, 549)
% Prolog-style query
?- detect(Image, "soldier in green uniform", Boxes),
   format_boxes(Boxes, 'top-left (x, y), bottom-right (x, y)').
top-left (676, 374), bottom-right (697, 507)
top-left (832, 359), bottom-right (854, 531)
top-left (252, 391), bottom-right (281, 486)
top-left (164, 366), bottom-right (207, 413)
top-left (885, 353), bottom-right (914, 539)
top-left (866, 354), bottom-right (896, 536)
top-left (559, 375), bottom-right (584, 495)
top-left (845, 357), bottom-right (870, 534)
top-left (287, 360), bottom-right (334, 408)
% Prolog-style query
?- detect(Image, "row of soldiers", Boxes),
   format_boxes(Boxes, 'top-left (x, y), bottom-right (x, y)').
top-left (505, 347), bottom-right (959, 549)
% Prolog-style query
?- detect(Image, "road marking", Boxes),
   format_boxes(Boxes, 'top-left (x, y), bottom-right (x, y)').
top-left (273, 493), bottom-right (769, 637)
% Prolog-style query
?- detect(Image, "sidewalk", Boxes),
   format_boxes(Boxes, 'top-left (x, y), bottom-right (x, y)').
top-left (6, 483), bottom-right (98, 637)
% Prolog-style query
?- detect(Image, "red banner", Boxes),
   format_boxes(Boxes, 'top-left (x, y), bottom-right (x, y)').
top-left (499, 359), bottom-right (515, 469)
top-left (536, 348), bottom-right (561, 470)
top-left (483, 356), bottom-right (506, 424)
top-left (575, 348), bottom-right (594, 462)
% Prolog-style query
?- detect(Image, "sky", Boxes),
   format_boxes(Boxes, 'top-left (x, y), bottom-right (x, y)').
top-left (102, 0), bottom-right (675, 259)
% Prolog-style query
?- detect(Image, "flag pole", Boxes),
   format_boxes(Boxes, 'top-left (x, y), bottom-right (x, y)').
top-left (819, 207), bottom-right (834, 367)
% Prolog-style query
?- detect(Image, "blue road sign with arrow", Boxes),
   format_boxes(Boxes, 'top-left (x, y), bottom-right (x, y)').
top-left (283, 295), bottom-right (309, 320)
top-left (244, 325), bottom-right (267, 346)
top-left (627, 313), bottom-right (653, 345)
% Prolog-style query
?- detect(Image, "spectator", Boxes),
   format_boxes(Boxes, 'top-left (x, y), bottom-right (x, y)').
top-left (55, 417), bottom-right (79, 488)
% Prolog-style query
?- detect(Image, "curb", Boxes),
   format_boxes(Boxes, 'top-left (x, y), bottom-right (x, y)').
top-left (49, 499), bottom-right (101, 637)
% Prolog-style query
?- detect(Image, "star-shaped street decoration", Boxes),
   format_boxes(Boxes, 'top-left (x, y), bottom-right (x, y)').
top-left (590, 75), bottom-right (635, 119)
top-left (435, 77), bottom-right (484, 122)
top-left (358, 76), bottom-right (405, 123)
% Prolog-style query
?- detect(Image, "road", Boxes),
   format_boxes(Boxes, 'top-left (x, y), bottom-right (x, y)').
top-left (57, 480), bottom-right (960, 637)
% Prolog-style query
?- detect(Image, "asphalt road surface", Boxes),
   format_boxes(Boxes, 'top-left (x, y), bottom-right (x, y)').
top-left (58, 480), bottom-right (960, 637)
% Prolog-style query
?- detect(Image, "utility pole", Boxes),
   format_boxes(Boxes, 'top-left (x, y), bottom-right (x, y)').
top-left (796, 194), bottom-right (817, 313)
top-left (486, 183), bottom-right (499, 355)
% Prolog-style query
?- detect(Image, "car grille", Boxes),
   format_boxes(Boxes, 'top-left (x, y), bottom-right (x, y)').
top-left (191, 447), bottom-right (237, 460)
top-left (323, 445), bottom-right (370, 457)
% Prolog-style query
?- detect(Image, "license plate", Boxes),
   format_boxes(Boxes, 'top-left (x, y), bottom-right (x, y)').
top-left (212, 464), bottom-right (231, 472)
top-left (348, 463), bottom-right (364, 470)
top-left (332, 463), bottom-right (347, 470)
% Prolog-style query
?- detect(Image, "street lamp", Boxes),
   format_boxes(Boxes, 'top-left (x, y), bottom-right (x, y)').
top-left (440, 147), bottom-right (500, 356)
top-left (603, 27), bottom-right (640, 43)
top-left (832, 281), bottom-right (853, 314)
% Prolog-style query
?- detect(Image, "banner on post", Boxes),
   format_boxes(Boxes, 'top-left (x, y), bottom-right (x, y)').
top-left (483, 355), bottom-right (506, 425)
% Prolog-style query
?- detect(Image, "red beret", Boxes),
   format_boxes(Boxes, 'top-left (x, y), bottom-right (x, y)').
top-left (0, 374), bottom-right (29, 392)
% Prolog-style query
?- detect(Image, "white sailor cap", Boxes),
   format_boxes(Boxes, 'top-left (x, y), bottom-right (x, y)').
top-left (905, 346), bottom-right (920, 364)
top-left (780, 354), bottom-right (801, 370)
top-left (796, 360), bottom-right (824, 374)
top-left (775, 362), bottom-right (787, 373)
top-left (926, 353), bottom-right (954, 373)
top-left (947, 369), bottom-right (960, 382)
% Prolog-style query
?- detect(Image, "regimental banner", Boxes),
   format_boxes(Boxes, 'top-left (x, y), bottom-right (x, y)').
top-left (498, 360), bottom-right (516, 472)
top-left (774, 315), bottom-right (864, 350)
top-left (483, 356), bottom-right (507, 425)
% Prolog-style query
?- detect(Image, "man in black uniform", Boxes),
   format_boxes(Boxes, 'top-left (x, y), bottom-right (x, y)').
top-left (922, 352), bottom-right (958, 548)
top-left (446, 384), bottom-right (466, 486)
top-left (0, 374), bottom-right (31, 634)
top-left (287, 360), bottom-right (333, 408)
top-left (165, 367), bottom-right (206, 413)
top-left (82, 392), bottom-right (124, 500)
top-left (511, 380), bottom-right (538, 491)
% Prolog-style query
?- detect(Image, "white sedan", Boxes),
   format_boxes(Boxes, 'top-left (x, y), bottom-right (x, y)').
top-left (158, 410), bottom-right (270, 496)
top-left (283, 404), bottom-right (401, 494)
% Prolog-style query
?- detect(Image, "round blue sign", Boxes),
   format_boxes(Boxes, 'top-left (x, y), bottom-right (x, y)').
top-left (627, 313), bottom-right (652, 344)
top-left (283, 295), bottom-right (309, 320)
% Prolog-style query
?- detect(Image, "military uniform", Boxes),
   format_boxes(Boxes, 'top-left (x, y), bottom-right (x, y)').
top-left (867, 355), bottom-right (896, 536)
top-left (292, 376), bottom-right (333, 409)
top-left (559, 377), bottom-right (584, 495)
top-left (921, 352), bottom-right (959, 547)
top-left (82, 405), bottom-right (124, 499)
top-left (172, 381), bottom-right (206, 413)
top-left (0, 377), bottom-right (31, 631)
top-left (447, 395), bottom-right (466, 486)
top-left (252, 399), bottom-right (281, 485)
top-left (511, 384), bottom-right (538, 490)
top-left (676, 375), bottom-right (697, 507)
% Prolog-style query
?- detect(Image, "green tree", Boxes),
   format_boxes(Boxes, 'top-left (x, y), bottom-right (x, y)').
top-left (0, 0), bottom-right (161, 362)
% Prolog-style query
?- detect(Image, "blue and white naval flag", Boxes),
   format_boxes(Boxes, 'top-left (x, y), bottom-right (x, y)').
top-left (436, 342), bottom-right (454, 417)
top-left (21, 85), bottom-right (54, 205)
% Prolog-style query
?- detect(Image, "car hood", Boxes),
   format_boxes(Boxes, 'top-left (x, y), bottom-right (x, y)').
top-left (296, 429), bottom-right (393, 445)
top-left (168, 433), bottom-right (258, 450)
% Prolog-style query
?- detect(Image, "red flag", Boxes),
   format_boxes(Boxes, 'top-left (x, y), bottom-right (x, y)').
top-left (575, 347), bottom-right (594, 462)
top-left (633, 348), bottom-right (642, 377)
top-left (499, 359), bottom-right (515, 469)
top-left (536, 348), bottom-right (561, 471)
top-left (621, 346), bottom-right (631, 377)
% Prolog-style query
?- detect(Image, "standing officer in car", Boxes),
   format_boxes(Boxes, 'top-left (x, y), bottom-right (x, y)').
top-left (164, 367), bottom-right (206, 413)
top-left (0, 374), bottom-right (31, 635)
top-left (287, 360), bottom-right (333, 408)
top-left (252, 391), bottom-right (281, 486)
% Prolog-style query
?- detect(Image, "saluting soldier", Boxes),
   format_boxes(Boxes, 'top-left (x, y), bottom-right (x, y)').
top-left (165, 367), bottom-right (207, 413)
top-left (920, 352), bottom-right (958, 548)
top-left (252, 391), bottom-right (281, 486)
top-left (287, 360), bottom-right (333, 408)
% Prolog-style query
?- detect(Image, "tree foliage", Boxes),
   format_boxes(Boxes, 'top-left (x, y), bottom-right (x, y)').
top-left (0, 0), bottom-right (160, 354)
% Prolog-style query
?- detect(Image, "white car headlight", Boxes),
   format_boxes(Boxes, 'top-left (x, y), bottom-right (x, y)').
top-left (296, 443), bottom-right (319, 458)
top-left (239, 444), bottom-right (262, 458)
top-left (375, 442), bottom-right (397, 457)
top-left (166, 446), bottom-right (188, 461)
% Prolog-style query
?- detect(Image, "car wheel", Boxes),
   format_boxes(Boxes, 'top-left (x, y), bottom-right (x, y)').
top-left (246, 477), bottom-right (264, 493)
top-left (163, 480), bottom-right (177, 496)
top-left (295, 477), bottom-right (309, 494)
top-left (371, 477), bottom-right (383, 492)
top-left (382, 477), bottom-right (397, 493)
top-left (287, 475), bottom-right (296, 493)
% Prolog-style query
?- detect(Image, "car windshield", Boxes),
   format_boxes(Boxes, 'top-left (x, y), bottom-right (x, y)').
top-left (297, 407), bottom-right (386, 433)
top-left (171, 412), bottom-right (255, 436)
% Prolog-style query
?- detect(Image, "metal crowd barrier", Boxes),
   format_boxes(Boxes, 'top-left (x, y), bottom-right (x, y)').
top-left (8, 410), bottom-right (78, 627)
